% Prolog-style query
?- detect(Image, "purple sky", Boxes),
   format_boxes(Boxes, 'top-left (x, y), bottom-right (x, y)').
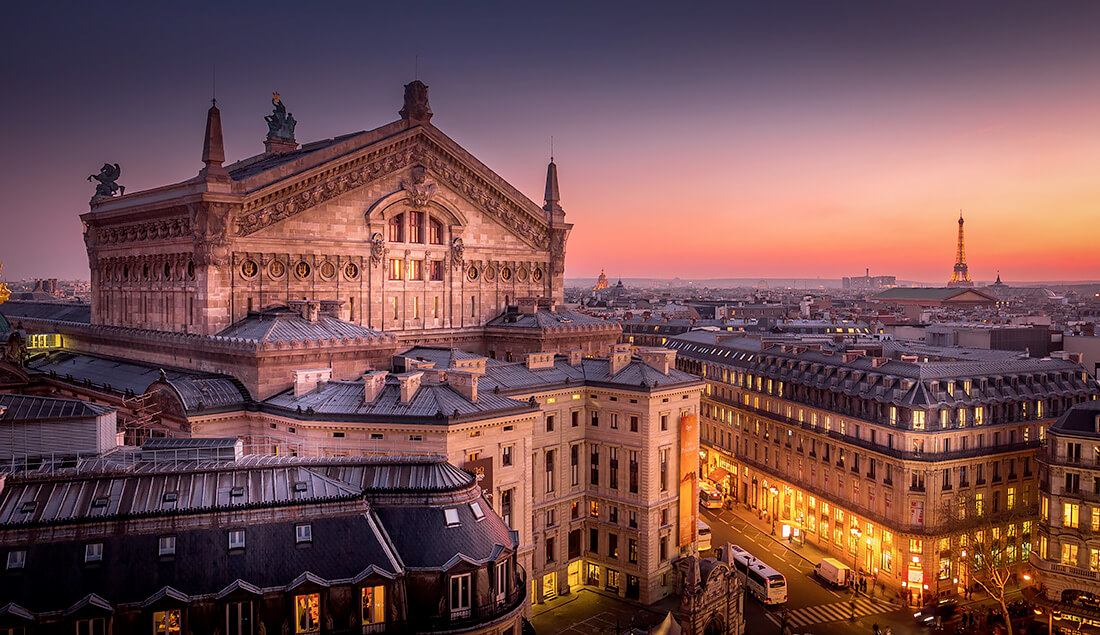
top-left (2, 1), bottom-right (1100, 282)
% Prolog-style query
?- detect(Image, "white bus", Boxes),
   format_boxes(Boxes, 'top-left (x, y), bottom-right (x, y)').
top-left (727, 544), bottom-right (788, 605)
top-left (699, 482), bottom-right (723, 509)
top-left (697, 519), bottom-right (712, 551)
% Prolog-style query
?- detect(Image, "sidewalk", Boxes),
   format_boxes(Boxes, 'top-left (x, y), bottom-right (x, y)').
top-left (723, 503), bottom-right (895, 602)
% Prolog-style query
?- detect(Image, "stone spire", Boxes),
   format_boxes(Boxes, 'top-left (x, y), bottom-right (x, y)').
top-left (199, 100), bottom-right (229, 181)
top-left (543, 157), bottom-right (562, 213)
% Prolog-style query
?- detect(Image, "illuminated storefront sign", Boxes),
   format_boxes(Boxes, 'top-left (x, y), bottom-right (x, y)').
top-left (679, 414), bottom-right (699, 547)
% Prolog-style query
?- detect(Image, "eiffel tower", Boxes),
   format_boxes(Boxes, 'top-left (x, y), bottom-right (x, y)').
top-left (947, 212), bottom-right (974, 287)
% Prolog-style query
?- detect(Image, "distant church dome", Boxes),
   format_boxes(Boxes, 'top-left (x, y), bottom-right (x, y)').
top-left (594, 269), bottom-right (610, 291)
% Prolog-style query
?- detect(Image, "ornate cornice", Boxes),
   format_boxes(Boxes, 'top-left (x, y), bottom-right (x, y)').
top-left (235, 134), bottom-right (551, 249)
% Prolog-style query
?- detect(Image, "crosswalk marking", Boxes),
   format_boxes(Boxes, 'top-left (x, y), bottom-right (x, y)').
top-left (766, 597), bottom-right (899, 627)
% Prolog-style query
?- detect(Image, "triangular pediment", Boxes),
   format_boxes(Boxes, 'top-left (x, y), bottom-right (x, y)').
top-left (234, 126), bottom-right (552, 250)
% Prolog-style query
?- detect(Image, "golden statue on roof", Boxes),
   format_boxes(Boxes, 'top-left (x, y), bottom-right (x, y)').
top-left (0, 263), bottom-right (9, 304)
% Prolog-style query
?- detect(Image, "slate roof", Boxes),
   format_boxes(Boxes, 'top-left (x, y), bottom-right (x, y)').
top-left (872, 287), bottom-right (996, 302)
top-left (484, 308), bottom-right (618, 331)
top-left (0, 300), bottom-right (91, 324)
top-left (374, 498), bottom-right (515, 569)
top-left (396, 346), bottom-right (701, 395)
top-left (29, 352), bottom-right (250, 412)
top-left (669, 332), bottom-right (1098, 409)
top-left (1050, 400), bottom-right (1100, 438)
top-left (225, 134), bottom-right (356, 181)
top-left (215, 307), bottom-right (386, 343)
top-left (0, 393), bottom-right (113, 422)
top-left (262, 377), bottom-right (533, 421)
top-left (0, 514), bottom-right (397, 614)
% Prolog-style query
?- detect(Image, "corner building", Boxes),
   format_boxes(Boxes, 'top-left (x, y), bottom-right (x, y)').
top-left (668, 330), bottom-right (1098, 605)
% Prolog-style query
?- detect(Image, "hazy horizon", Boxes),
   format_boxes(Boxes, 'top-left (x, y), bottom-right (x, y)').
top-left (2, 1), bottom-right (1099, 282)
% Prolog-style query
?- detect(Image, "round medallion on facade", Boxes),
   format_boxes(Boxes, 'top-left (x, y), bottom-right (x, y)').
top-left (500, 266), bottom-right (512, 281)
top-left (517, 267), bottom-right (528, 282)
top-left (466, 265), bottom-right (479, 281)
top-left (295, 261), bottom-right (311, 279)
top-left (268, 260), bottom-right (286, 279)
top-left (344, 262), bottom-right (360, 280)
top-left (485, 265), bottom-right (496, 282)
top-left (241, 259), bottom-right (258, 280)
top-left (532, 267), bottom-right (543, 282)
top-left (319, 261), bottom-right (336, 280)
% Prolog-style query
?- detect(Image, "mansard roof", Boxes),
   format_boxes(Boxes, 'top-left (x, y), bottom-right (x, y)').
top-left (261, 376), bottom-right (534, 422)
top-left (484, 308), bottom-right (619, 331)
top-left (401, 346), bottom-right (702, 393)
top-left (374, 500), bottom-right (516, 570)
top-left (0, 300), bottom-right (91, 324)
top-left (1050, 400), bottom-right (1100, 438)
top-left (215, 306), bottom-right (387, 343)
top-left (668, 331), bottom-right (1098, 408)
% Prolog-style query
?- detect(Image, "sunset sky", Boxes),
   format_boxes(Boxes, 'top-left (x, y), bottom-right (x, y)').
top-left (1, 1), bottom-right (1099, 283)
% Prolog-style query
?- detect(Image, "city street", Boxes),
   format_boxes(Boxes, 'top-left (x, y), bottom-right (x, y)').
top-left (700, 506), bottom-right (925, 635)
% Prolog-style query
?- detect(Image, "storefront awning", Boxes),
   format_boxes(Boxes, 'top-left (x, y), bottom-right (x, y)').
top-left (708, 468), bottom-right (730, 483)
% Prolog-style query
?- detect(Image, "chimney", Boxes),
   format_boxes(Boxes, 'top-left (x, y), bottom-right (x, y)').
top-left (638, 348), bottom-right (676, 375)
top-left (901, 354), bottom-right (919, 363)
top-left (872, 357), bottom-right (890, 367)
top-left (842, 350), bottom-right (867, 363)
top-left (305, 301), bottom-right (320, 322)
top-left (292, 367), bottom-right (332, 398)
top-left (567, 349), bottom-right (584, 366)
top-left (518, 297), bottom-right (539, 315)
top-left (448, 369), bottom-right (478, 403)
top-left (396, 372), bottom-right (423, 403)
top-left (526, 352), bottom-right (557, 370)
top-left (199, 100), bottom-right (230, 181)
top-left (451, 357), bottom-right (488, 375)
top-left (363, 370), bottom-right (387, 403)
top-left (609, 344), bottom-right (632, 375)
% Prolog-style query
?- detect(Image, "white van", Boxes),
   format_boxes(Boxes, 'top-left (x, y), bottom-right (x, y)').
top-left (814, 557), bottom-right (851, 587)
top-left (697, 519), bottom-right (712, 551)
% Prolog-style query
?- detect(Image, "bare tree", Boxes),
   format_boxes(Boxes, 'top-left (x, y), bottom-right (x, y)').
top-left (939, 492), bottom-right (1038, 635)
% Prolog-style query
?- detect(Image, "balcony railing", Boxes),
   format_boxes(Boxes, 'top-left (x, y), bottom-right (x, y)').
top-left (709, 396), bottom-right (1041, 463)
top-left (1031, 550), bottom-right (1100, 582)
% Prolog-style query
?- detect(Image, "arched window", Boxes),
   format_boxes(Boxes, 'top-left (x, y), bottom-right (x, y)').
top-left (409, 211), bottom-right (424, 243)
top-left (388, 213), bottom-right (405, 243)
top-left (429, 217), bottom-right (444, 244)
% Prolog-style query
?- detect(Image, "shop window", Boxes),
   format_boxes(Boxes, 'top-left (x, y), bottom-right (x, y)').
top-left (153, 609), bottom-right (182, 635)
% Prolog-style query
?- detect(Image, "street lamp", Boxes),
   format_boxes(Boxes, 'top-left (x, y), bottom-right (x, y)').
top-left (769, 487), bottom-right (779, 535)
top-left (851, 527), bottom-right (863, 592)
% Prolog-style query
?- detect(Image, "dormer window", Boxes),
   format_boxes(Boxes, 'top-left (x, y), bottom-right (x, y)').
top-left (230, 486), bottom-right (245, 498)
top-left (85, 542), bottom-right (103, 564)
top-left (159, 535), bottom-right (176, 557)
top-left (296, 524), bottom-right (313, 544)
top-left (6, 549), bottom-right (26, 571)
top-left (293, 481), bottom-right (308, 493)
top-left (470, 501), bottom-right (485, 521)
top-left (444, 508), bottom-right (461, 527)
top-left (163, 491), bottom-right (178, 504)
top-left (228, 529), bottom-right (246, 551)
top-left (92, 496), bottom-right (108, 509)
top-left (19, 501), bottom-right (35, 515)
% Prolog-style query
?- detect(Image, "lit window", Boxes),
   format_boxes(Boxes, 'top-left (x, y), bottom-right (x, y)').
top-left (158, 535), bottom-right (176, 556)
top-left (361, 585), bottom-right (386, 624)
top-left (85, 542), bottom-right (103, 563)
top-left (295, 593), bottom-right (321, 634)
top-left (470, 501), bottom-right (485, 521)
top-left (153, 609), bottom-right (182, 635)
top-left (6, 549), bottom-right (26, 570)
top-left (296, 524), bottom-right (312, 544)
top-left (229, 529), bottom-right (246, 550)
top-left (444, 508), bottom-right (461, 527)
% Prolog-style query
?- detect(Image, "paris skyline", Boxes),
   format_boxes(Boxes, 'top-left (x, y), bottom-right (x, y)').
top-left (2, 1), bottom-right (1099, 282)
